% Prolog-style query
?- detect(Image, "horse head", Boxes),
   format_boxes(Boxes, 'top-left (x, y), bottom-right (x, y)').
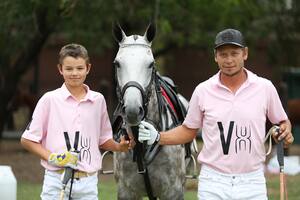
top-left (113, 23), bottom-right (156, 126)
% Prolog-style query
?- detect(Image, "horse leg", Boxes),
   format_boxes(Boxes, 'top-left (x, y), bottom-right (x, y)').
top-left (117, 183), bottom-right (143, 200)
top-left (158, 183), bottom-right (184, 200)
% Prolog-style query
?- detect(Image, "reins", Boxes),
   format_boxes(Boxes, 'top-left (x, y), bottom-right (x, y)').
top-left (113, 61), bottom-right (190, 199)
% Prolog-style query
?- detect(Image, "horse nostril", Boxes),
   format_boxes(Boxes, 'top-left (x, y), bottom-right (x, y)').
top-left (139, 107), bottom-right (144, 118)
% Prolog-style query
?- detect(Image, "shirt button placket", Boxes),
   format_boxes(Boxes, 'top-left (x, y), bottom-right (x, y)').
top-left (76, 103), bottom-right (81, 130)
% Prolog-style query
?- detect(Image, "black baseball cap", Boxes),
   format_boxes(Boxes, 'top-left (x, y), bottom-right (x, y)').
top-left (214, 29), bottom-right (245, 49)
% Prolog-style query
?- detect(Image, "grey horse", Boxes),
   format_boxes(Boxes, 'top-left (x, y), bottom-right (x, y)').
top-left (111, 23), bottom-right (196, 200)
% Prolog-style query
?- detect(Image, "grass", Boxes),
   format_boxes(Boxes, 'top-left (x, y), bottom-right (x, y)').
top-left (17, 179), bottom-right (196, 200)
top-left (266, 174), bottom-right (300, 200)
top-left (18, 174), bottom-right (300, 200)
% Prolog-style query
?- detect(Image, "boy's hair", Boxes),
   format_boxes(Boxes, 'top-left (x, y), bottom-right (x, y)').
top-left (58, 43), bottom-right (90, 65)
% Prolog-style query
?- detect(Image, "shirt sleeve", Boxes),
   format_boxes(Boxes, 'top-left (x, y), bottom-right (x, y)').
top-left (21, 94), bottom-right (49, 143)
top-left (183, 86), bottom-right (203, 129)
top-left (99, 97), bottom-right (113, 146)
top-left (266, 81), bottom-right (288, 124)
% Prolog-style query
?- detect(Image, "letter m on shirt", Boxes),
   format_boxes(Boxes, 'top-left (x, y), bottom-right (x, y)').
top-left (217, 121), bottom-right (234, 155)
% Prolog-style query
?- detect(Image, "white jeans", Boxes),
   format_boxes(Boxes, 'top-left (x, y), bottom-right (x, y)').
top-left (41, 170), bottom-right (98, 200)
top-left (198, 165), bottom-right (268, 200)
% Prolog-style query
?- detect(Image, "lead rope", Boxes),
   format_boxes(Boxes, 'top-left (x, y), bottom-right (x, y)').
top-left (265, 126), bottom-right (280, 155)
top-left (265, 126), bottom-right (288, 200)
top-left (132, 125), bottom-right (157, 200)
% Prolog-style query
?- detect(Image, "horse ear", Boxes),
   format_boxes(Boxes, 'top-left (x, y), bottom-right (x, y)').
top-left (113, 22), bottom-right (126, 43)
top-left (144, 22), bottom-right (156, 43)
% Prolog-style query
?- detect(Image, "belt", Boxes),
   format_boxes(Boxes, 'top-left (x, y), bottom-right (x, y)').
top-left (55, 169), bottom-right (97, 179)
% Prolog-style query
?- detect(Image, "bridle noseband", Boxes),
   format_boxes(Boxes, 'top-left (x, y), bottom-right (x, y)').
top-left (120, 81), bottom-right (149, 107)
top-left (115, 69), bottom-right (155, 119)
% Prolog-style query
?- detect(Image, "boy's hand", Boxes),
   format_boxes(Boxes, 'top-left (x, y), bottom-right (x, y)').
top-left (48, 151), bottom-right (78, 169)
top-left (118, 135), bottom-right (133, 152)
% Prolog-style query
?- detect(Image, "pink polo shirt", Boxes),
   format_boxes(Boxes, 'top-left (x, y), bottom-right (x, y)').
top-left (183, 69), bottom-right (288, 174)
top-left (22, 84), bottom-right (113, 173)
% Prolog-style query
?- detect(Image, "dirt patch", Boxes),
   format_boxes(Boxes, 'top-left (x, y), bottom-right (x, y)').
top-left (0, 139), bottom-right (44, 183)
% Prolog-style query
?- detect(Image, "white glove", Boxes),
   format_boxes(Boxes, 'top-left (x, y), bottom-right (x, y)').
top-left (138, 121), bottom-right (160, 145)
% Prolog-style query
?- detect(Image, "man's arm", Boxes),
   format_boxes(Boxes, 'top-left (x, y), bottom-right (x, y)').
top-left (138, 121), bottom-right (198, 145)
top-left (159, 125), bottom-right (198, 145)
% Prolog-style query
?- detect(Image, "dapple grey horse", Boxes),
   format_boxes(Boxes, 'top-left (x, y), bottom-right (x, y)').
top-left (111, 23), bottom-right (196, 200)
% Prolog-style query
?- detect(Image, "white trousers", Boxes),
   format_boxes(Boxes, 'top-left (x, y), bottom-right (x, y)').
top-left (41, 170), bottom-right (98, 200)
top-left (198, 165), bottom-right (268, 200)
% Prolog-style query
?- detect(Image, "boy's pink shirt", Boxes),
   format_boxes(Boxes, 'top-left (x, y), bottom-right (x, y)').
top-left (22, 84), bottom-right (112, 173)
top-left (183, 69), bottom-right (288, 174)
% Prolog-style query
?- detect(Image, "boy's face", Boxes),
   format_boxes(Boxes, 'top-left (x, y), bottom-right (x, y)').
top-left (58, 56), bottom-right (91, 88)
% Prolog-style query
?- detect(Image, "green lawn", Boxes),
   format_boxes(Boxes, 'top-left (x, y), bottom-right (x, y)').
top-left (18, 174), bottom-right (300, 200)
top-left (17, 180), bottom-right (196, 200)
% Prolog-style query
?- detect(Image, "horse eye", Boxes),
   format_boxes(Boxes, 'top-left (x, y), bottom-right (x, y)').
top-left (148, 62), bottom-right (155, 68)
top-left (113, 61), bottom-right (120, 68)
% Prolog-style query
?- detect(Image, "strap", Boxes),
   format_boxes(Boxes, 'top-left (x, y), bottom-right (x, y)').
top-left (74, 131), bottom-right (79, 151)
top-left (143, 169), bottom-right (157, 200)
top-left (264, 126), bottom-right (280, 155)
top-left (63, 131), bottom-right (80, 151)
top-left (158, 75), bottom-right (185, 122)
top-left (63, 131), bottom-right (80, 200)
top-left (64, 132), bottom-right (72, 151)
top-left (68, 170), bottom-right (75, 200)
top-left (131, 125), bottom-right (156, 199)
top-left (161, 87), bottom-right (177, 115)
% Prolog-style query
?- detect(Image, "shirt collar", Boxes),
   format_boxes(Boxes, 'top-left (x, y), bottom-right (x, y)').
top-left (212, 68), bottom-right (257, 87)
top-left (60, 83), bottom-right (95, 102)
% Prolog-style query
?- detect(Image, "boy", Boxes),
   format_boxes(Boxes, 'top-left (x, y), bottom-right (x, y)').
top-left (21, 43), bottom-right (132, 199)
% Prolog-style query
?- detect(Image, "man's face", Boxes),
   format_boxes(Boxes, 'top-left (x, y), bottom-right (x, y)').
top-left (58, 56), bottom-right (91, 88)
top-left (214, 45), bottom-right (248, 77)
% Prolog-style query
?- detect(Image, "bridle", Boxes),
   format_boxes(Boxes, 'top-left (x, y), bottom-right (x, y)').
top-left (114, 44), bottom-right (156, 120)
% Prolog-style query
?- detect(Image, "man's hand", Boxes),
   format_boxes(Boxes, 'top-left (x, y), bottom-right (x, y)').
top-left (48, 151), bottom-right (78, 169)
top-left (272, 120), bottom-right (294, 148)
top-left (138, 121), bottom-right (160, 145)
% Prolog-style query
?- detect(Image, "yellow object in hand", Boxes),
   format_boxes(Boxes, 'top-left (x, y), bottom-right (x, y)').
top-left (48, 151), bottom-right (78, 168)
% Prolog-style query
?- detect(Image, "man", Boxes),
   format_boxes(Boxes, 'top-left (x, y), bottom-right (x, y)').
top-left (138, 29), bottom-right (294, 199)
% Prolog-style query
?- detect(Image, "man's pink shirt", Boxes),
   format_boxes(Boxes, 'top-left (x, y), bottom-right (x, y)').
top-left (183, 69), bottom-right (288, 174)
top-left (22, 84), bottom-right (113, 173)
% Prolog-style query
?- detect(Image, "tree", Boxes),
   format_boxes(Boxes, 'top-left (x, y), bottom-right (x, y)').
top-left (0, 0), bottom-right (78, 137)
top-left (1, 0), bottom-right (300, 137)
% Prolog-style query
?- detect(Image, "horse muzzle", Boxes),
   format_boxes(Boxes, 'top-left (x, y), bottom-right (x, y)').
top-left (121, 87), bottom-right (145, 126)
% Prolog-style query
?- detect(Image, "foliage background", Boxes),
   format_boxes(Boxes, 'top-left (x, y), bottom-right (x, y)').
top-left (1, 0), bottom-right (300, 136)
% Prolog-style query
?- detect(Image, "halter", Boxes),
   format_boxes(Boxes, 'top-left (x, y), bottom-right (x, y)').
top-left (114, 42), bottom-right (155, 119)
top-left (119, 43), bottom-right (151, 48)
top-left (115, 70), bottom-right (155, 119)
